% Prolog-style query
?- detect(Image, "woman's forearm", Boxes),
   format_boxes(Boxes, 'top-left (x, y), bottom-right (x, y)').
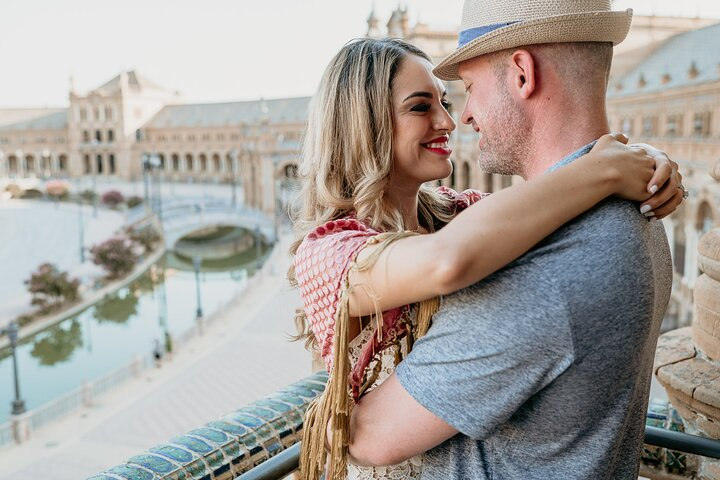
top-left (346, 156), bottom-right (617, 317)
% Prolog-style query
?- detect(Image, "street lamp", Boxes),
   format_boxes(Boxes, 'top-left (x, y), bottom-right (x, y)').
top-left (192, 256), bottom-right (204, 321)
top-left (149, 154), bottom-right (162, 220)
top-left (90, 140), bottom-right (99, 218)
top-left (77, 200), bottom-right (85, 263)
top-left (1, 321), bottom-right (26, 416)
top-left (254, 225), bottom-right (262, 267)
top-left (230, 148), bottom-right (238, 209)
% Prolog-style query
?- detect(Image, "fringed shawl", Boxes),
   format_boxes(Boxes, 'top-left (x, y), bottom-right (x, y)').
top-left (294, 187), bottom-right (487, 480)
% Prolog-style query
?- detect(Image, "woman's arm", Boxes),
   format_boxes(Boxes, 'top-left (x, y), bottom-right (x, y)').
top-left (347, 134), bottom-right (681, 317)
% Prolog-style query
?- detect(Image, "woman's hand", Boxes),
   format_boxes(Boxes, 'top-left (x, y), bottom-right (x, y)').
top-left (589, 133), bottom-right (684, 219)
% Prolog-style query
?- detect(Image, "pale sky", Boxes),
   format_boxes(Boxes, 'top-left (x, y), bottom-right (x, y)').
top-left (1, 0), bottom-right (719, 108)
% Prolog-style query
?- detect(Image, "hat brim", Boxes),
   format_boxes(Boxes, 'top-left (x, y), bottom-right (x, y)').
top-left (433, 9), bottom-right (633, 81)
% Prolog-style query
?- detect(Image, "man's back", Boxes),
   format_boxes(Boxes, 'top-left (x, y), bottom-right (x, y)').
top-left (396, 193), bottom-right (672, 479)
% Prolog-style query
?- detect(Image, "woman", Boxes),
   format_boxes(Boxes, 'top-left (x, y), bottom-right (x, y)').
top-left (290, 38), bottom-right (681, 480)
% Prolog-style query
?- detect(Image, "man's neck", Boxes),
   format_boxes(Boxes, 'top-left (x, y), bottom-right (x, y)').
top-left (522, 103), bottom-right (610, 180)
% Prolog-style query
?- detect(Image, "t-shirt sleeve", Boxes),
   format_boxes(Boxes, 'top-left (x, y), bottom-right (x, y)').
top-left (395, 260), bottom-right (574, 440)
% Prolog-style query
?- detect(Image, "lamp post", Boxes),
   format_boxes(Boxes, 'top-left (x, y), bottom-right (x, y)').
top-left (90, 140), bottom-right (98, 218)
top-left (149, 154), bottom-right (162, 220)
top-left (230, 148), bottom-right (238, 209)
top-left (192, 256), bottom-right (204, 321)
top-left (2, 321), bottom-right (26, 416)
top-left (254, 225), bottom-right (262, 267)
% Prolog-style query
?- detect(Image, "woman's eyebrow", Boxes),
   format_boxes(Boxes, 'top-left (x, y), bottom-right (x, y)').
top-left (402, 91), bottom-right (433, 102)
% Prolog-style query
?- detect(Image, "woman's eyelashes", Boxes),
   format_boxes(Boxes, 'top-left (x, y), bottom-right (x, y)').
top-left (409, 100), bottom-right (453, 113)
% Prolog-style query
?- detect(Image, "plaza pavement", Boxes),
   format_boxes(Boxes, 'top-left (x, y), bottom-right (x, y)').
top-left (0, 233), bottom-right (313, 480)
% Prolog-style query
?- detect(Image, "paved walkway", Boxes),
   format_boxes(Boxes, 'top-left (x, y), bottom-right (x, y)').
top-left (0, 234), bottom-right (312, 480)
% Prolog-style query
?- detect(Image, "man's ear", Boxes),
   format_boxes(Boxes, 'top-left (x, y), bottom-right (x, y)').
top-left (509, 49), bottom-right (536, 100)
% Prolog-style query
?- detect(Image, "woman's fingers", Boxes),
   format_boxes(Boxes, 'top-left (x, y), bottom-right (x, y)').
top-left (640, 180), bottom-right (682, 218)
top-left (606, 132), bottom-right (629, 145)
top-left (653, 189), bottom-right (685, 220)
top-left (631, 143), bottom-right (674, 193)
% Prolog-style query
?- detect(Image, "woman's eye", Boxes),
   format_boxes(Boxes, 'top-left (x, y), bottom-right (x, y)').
top-left (410, 103), bottom-right (431, 112)
top-left (442, 100), bottom-right (453, 113)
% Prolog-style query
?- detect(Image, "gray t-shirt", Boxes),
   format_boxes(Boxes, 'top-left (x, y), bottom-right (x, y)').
top-left (396, 143), bottom-right (673, 480)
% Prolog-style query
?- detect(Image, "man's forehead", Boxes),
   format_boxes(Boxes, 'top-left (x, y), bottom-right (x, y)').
top-left (458, 56), bottom-right (492, 80)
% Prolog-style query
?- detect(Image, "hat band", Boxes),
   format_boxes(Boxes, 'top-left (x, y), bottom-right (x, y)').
top-left (458, 21), bottom-right (520, 47)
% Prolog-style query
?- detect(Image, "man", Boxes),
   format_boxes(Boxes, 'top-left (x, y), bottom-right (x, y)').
top-left (347, 1), bottom-right (681, 478)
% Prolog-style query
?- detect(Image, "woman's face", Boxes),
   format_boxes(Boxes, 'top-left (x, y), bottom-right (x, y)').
top-left (390, 54), bottom-right (456, 188)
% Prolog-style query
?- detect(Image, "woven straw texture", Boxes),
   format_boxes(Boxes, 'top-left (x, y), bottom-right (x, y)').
top-left (435, 0), bottom-right (632, 80)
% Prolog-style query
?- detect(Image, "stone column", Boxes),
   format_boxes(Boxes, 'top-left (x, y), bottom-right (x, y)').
top-left (655, 228), bottom-right (720, 479)
top-left (684, 222), bottom-right (699, 287)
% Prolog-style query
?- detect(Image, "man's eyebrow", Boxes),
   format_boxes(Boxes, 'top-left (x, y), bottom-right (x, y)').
top-left (402, 91), bottom-right (433, 102)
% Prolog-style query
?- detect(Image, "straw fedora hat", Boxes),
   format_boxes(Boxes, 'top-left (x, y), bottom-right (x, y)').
top-left (433, 0), bottom-right (633, 80)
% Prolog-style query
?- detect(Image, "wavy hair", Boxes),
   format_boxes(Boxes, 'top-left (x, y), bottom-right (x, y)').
top-left (288, 38), bottom-right (455, 347)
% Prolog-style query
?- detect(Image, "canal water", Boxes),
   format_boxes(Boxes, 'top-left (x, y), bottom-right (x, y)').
top-left (0, 246), bottom-right (270, 424)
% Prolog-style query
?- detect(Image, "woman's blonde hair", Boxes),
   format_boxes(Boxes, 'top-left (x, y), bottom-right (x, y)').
top-left (289, 38), bottom-right (455, 346)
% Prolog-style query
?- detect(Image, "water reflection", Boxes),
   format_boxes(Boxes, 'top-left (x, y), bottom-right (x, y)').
top-left (0, 244), bottom-right (270, 422)
top-left (30, 320), bottom-right (83, 366)
top-left (93, 288), bottom-right (139, 324)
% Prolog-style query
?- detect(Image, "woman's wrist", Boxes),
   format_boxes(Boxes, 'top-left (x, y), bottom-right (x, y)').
top-left (576, 149), bottom-right (621, 196)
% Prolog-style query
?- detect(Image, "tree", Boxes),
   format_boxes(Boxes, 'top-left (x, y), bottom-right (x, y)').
top-left (126, 195), bottom-right (143, 208)
top-left (45, 179), bottom-right (70, 199)
top-left (90, 236), bottom-right (137, 278)
top-left (101, 190), bottom-right (124, 208)
top-left (128, 225), bottom-right (161, 252)
top-left (25, 263), bottom-right (80, 313)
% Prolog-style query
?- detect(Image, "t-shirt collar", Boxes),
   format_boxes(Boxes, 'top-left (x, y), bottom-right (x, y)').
top-left (545, 140), bottom-right (597, 174)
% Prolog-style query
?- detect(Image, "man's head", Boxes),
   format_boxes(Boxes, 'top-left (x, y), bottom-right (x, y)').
top-left (435, 0), bottom-right (631, 177)
top-left (458, 42), bottom-right (613, 177)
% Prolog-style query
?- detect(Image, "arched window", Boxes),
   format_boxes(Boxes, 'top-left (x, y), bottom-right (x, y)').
top-left (185, 153), bottom-right (194, 172)
top-left (157, 154), bottom-right (166, 170)
top-left (95, 130), bottom-right (102, 143)
top-left (58, 155), bottom-right (68, 171)
top-left (199, 153), bottom-right (208, 172)
top-left (25, 155), bottom-right (35, 173)
top-left (84, 155), bottom-right (91, 174)
top-left (83, 130), bottom-right (90, 143)
top-left (107, 130), bottom-right (114, 143)
top-left (212, 153), bottom-right (221, 172)
top-left (8, 155), bottom-right (18, 174)
top-left (172, 154), bottom-right (180, 172)
top-left (96, 154), bottom-right (103, 174)
top-left (284, 164), bottom-right (298, 178)
top-left (109, 154), bottom-right (116, 174)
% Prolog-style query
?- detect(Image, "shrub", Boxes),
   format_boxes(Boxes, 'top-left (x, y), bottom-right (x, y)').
top-left (128, 226), bottom-right (161, 252)
top-left (127, 196), bottom-right (143, 208)
top-left (25, 263), bottom-right (80, 313)
top-left (81, 189), bottom-right (97, 203)
top-left (91, 236), bottom-right (137, 278)
top-left (101, 190), bottom-right (124, 208)
top-left (5, 184), bottom-right (22, 198)
top-left (45, 179), bottom-right (70, 199)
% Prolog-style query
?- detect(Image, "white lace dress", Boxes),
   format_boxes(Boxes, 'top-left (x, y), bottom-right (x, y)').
top-left (346, 319), bottom-right (424, 480)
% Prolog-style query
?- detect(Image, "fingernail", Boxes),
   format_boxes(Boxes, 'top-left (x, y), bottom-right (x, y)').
top-left (649, 185), bottom-right (658, 194)
top-left (649, 217), bottom-right (658, 222)
top-left (643, 211), bottom-right (655, 218)
top-left (640, 204), bottom-right (652, 214)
